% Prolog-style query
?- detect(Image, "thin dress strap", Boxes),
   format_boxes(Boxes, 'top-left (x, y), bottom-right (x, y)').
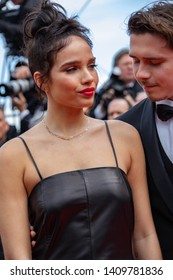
top-left (18, 136), bottom-right (43, 180)
top-left (104, 121), bottom-right (119, 168)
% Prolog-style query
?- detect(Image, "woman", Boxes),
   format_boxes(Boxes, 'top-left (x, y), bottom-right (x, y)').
top-left (0, 0), bottom-right (162, 260)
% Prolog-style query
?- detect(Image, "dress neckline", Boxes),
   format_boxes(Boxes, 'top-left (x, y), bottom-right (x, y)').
top-left (28, 166), bottom-right (127, 199)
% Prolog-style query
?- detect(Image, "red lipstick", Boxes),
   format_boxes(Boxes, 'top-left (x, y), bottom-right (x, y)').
top-left (79, 87), bottom-right (95, 97)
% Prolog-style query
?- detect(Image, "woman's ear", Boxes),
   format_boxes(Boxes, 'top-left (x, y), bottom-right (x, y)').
top-left (33, 71), bottom-right (42, 89)
top-left (34, 72), bottom-right (49, 95)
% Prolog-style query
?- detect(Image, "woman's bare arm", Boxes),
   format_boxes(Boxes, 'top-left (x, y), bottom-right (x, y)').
top-left (0, 140), bottom-right (32, 259)
top-left (126, 127), bottom-right (162, 259)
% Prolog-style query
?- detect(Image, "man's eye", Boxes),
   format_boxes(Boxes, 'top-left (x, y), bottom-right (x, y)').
top-left (133, 59), bottom-right (139, 64)
top-left (150, 61), bottom-right (162, 65)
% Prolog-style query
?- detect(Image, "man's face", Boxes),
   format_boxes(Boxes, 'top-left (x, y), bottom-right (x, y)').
top-left (130, 32), bottom-right (173, 101)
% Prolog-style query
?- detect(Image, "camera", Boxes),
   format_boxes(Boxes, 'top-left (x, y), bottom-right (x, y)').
top-left (99, 78), bottom-right (133, 111)
top-left (99, 78), bottom-right (127, 106)
top-left (98, 66), bottom-right (126, 97)
top-left (0, 1), bottom-right (19, 22)
top-left (0, 0), bottom-right (8, 10)
top-left (0, 79), bottom-right (35, 97)
top-left (0, 0), bottom-right (21, 54)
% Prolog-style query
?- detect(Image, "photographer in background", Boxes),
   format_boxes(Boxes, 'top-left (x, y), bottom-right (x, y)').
top-left (90, 48), bottom-right (143, 119)
top-left (10, 61), bottom-right (47, 133)
top-left (0, 61), bottom-right (46, 133)
top-left (0, 0), bottom-right (42, 56)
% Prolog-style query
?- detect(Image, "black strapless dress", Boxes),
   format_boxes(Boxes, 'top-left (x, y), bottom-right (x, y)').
top-left (19, 122), bottom-right (134, 260)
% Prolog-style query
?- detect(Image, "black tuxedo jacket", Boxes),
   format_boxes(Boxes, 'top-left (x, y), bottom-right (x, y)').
top-left (117, 98), bottom-right (173, 259)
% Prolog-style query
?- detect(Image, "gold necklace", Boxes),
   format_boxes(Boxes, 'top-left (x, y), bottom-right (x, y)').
top-left (43, 117), bottom-right (90, 141)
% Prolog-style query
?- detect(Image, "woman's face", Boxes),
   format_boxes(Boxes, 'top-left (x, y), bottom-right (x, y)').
top-left (46, 36), bottom-right (99, 110)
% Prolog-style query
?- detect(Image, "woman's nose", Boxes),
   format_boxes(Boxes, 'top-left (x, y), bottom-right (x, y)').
top-left (81, 69), bottom-right (94, 84)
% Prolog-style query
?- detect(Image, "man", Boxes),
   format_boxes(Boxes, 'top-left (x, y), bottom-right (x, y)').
top-left (10, 61), bottom-right (47, 133)
top-left (117, 0), bottom-right (173, 259)
top-left (0, 0), bottom-right (42, 55)
top-left (107, 97), bottom-right (131, 120)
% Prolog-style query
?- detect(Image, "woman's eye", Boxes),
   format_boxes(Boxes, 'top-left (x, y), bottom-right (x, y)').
top-left (65, 63), bottom-right (97, 72)
top-left (66, 67), bottom-right (77, 72)
top-left (88, 64), bottom-right (98, 69)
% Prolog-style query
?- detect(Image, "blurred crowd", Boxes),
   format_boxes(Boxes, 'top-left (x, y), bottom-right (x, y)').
top-left (0, 0), bottom-right (46, 144)
top-left (88, 48), bottom-right (147, 120)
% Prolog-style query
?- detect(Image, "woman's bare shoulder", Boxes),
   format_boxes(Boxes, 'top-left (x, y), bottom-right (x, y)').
top-left (104, 120), bottom-right (143, 155)
top-left (0, 137), bottom-right (26, 164)
top-left (106, 119), bottom-right (140, 138)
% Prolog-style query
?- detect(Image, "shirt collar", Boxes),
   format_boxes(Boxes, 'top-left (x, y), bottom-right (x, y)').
top-left (156, 99), bottom-right (173, 106)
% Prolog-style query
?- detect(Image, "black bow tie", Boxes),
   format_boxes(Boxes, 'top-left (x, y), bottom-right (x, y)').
top-left (156, 104), bottom-right (173, 121)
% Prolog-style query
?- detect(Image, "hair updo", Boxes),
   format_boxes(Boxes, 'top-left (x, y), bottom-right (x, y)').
top-left (23, 0), bottom-right (93, 95)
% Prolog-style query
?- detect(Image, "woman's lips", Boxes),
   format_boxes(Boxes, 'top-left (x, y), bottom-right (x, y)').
top-left (79, 87), bottom-right (95, 97)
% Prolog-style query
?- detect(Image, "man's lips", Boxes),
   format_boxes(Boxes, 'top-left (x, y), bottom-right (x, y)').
top-left (143, 84), bottom-right (157, 91)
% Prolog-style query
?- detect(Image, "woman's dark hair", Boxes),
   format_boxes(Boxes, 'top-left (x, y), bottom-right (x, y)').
top-left (23, 0), bottom-right (93, 96)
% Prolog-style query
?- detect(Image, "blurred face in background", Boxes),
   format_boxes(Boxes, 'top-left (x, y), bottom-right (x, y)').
top-left (107, 98), bottom-right (130, 120)
top-left (117, 54), bottom-right (134, 84)
top-left (11, 65), bottom-right (32, 80)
